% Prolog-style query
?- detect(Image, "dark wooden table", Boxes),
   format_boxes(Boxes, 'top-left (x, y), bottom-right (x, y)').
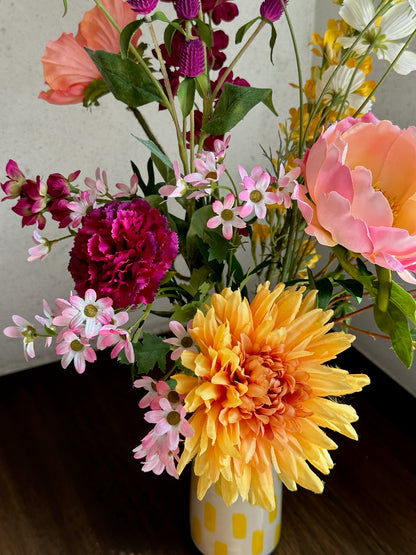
top-left (0, 348), bottom-right (415, 555)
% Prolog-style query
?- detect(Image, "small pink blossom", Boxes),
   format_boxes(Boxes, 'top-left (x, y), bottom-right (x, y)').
top-left (114, 173), bottom-right (139, 197)
top-left (133, 431), bottom-right (180, 478)
top-left (184, 152), bottom-right (225, 188)
top-left (97, 310), bottom-right (134, 363)
top-left (55, 330), bottom-right (97, 373)
top-left (53, 289), bottom-right (113, 338)
top-left (1, 160), bottom-right (26, 200)
top-left (164, 320), bottom-right (198, 360)
top-left (84, 168), bottom-right (108, 195)
top-left (144, 397), bottom-right (194, 451)
top-left (35, 299), bottom-right (56, 348)
top-left (28, 226), bottom-right (51, 262)
top-left (134, 377), bottom-right (178, 410)
top-left (207, 193), bottom-right (246, 240)
top-left (275, 164), bottom-right (301, 209)
top-left (238, 167), bottom-right (279, 219)
top-left (67, 189), bottom-right (98, 228)
top-left (3, 315), bottom-right (38, 360)
top-left (159, 161), bottom-right (188, 198)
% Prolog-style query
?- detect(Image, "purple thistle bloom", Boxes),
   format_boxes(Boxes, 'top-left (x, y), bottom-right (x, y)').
top-left (179, 39), bottom-right (205, 78)
top-left (260, 0), bottom-right (288, 22)
top-left (174, 0), bottom-right (201, 19)
top-left (127, 0), bottom-right (159, 15)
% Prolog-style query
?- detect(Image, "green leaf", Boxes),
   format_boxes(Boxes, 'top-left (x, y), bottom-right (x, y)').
top-left (120, 19), bottom-right (146, 59)
top-left (315, 278), bottom-right (333, 310)
top-left (86, 49), bottom-right (162, 107)
top-left (62, 0), bottom-right (68, 16)
top-left (195, 19), bottom-right (213, 46)
top-left (133, 135), bottom-right (174, 170)
top-left (235, 17), bottom-right (260, 44)
top-left (133, 333), bottom-right (171, 374)
top-left (374, 304), bottom-right (413, 368)
top-left (389, 281), bottom-right (416, 324)
top-left (195, 73), bottom-right (210, 98)
top-left (151, 12), bottom-right (185, 34)
top-left (268, 22), bottom-right (277, 63)
top-left (186, 205), bottom-right (214, 259)
top-left (82, 78), bottom-right (109, 107)
top-left (164, 23), bottom-right (178, 57)
top-left (335, 279), bottom-right (363, 303)
top-left (202, 83), bottom-right (278, 135)
top-left (177, 78), bottom-right (196, 118)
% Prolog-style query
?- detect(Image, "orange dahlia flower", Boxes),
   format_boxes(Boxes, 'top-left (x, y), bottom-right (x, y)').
top-left (174, 283), bottom-right (369, 511)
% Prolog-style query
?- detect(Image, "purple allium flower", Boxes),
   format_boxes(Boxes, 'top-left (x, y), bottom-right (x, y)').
top-left (175, 0), bottom-right (200, 19)
top-left (127, 0), bottom-right (159, 15)
top-left (179, 38), bottom-right (205, 78)
top-left (68, 198), bottom-right (178, 309)
top-left (260, 0), bottom-right (288, 22)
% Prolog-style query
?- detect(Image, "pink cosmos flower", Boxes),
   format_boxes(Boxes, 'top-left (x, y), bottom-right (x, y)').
top-left (238, 167), bottom-right (279, 219)
top-left (55, 330), bottom-right (97, 373)
top-left (28, 226), bottom-right (51, 262)
top-left (163, 320), bottom-right (198, 360)
top-left (84, 168), bottom-right (108, 195)
top-left (68, 199), bottom-right (178, 308)
top-left (159, 161), bottom-right (187, 198)
top-left (207, 193), bottom-right (246, 240)
top-left (293, 114), bottom-right (416, 283)
top-left (39, 0), bottom-right (140, 105)
top-left (3, 315), bottom-right (38, 360)
top-left (144, 397), bottom-right (194, 451)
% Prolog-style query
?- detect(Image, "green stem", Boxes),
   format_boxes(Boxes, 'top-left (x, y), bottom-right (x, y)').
top-left (146, 17), bottom-right (189, 173)
top-left (127, 106), bottom-right (166, 154)
top-left (130, 303), bottom-right (153, 343)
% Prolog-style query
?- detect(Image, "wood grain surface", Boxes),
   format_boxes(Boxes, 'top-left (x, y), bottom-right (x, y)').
top-left (0, 348), bottom-right (415, 555)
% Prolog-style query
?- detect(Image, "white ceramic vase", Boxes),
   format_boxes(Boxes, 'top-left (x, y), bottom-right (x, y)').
top-left (189, 470), bottom-right (282, 555)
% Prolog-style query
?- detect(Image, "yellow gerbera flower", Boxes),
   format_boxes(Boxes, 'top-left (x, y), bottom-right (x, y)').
top-left (174, 283), bottom-right (369, 511)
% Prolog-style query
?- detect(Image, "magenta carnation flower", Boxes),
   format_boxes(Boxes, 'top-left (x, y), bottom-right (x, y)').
top-left (68, 199), bottom-right (178, 308)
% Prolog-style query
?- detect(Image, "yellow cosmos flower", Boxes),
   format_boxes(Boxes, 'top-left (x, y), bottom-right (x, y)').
top-left (173, 283), bottom-right (369, 511)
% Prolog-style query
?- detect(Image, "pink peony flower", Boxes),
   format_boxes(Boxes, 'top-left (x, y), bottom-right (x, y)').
top-left (68, 199), bottom-right (178, 308)
top-left (293, 114), bottom-right (416, 283)
top-left (39, 0), bottom-right (140, 105)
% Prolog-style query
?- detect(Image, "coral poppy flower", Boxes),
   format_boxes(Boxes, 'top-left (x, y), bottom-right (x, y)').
top-left (294, 115), bottom-right (416, 283)
top-left (39, 0), bottom-right (140, 105)
top-left (173, 283), bottom-right (369, 511)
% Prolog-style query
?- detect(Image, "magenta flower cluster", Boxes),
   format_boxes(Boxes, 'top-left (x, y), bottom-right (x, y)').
top-left (127, 0), bottom-right (159, 15)
top-left (68, 198), bottom-right (178, 309)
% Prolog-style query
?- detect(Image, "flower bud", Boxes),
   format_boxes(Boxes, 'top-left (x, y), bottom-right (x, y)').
top-left (179, 38), bottom-right (205, 78)
top-left (127, 0), bottom-right (159, 15)
top-left (260, 0), bottom-right (288, 22)
top-left (175, 0), bottom-right (201, 19)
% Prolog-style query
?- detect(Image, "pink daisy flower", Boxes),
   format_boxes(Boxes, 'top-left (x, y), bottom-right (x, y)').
top-left (55, 330), bottom-right (97, 373)
top-left (207, 193), bottom-right (246, 240)
top-left (66, 189), bottom-right (97, 228)
top-left (27, 226), bottom-right (51, 262)
top-left (3, 315), bottom-right (38, 360)
top-left (133, 431), bottom-right (180, 478)
top-left (275, 164), bottom-right (301, 209)
top-left (239, 168), bottom-right (279, 219)
top-left (84, 168), bottom-right (108, 195)
top-left (114, 173), bottom-right (139, 197)
top-left (184, 152), bottom-right (225, 188)
top-left (35, 299), bottom-right (56, 348)
top-left (159, 161), bottom-right (187, 198)
top-left (163, 320), bottom-right (198, 360)
top-left (144, 397), bottom-right (194, 451)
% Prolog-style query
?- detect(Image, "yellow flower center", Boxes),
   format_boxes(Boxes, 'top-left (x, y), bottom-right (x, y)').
top-left (249, 190), bottom-right (263, 203)
top-left (167, 411), bottom-right (180, 426)
top-left (84, 304), bottom-right (98, 318)
top-left (221, 208), bottom-right (234, 221)
top-left (167, 390), bottom-right (181, 405)
top-left (70, 339), bottom-right (84, 352)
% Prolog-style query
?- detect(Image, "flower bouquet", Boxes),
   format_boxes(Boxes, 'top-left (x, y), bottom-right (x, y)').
top-left (3, 0), bottom-right (416, 551)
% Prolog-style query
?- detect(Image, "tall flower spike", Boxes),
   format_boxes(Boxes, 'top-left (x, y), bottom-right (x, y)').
top-left (127, 0), bottom-right (159, 14)
top-left (179, 38), bottom-right (205, 78)
top-left (260, 0), bottom-right (288, 22)
top-left (175, 0), bottom-right (201, 19)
